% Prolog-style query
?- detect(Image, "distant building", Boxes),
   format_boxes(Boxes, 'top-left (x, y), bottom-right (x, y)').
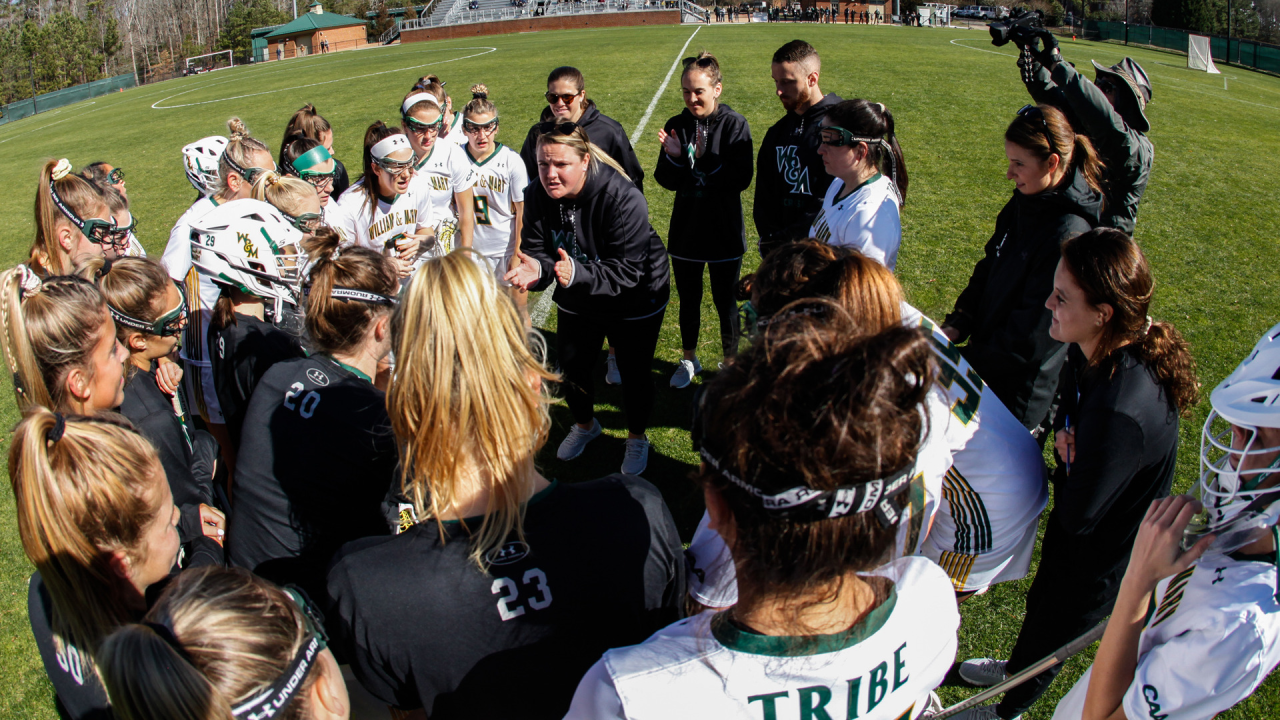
top-left (266, 2), bottom-right (368, 60)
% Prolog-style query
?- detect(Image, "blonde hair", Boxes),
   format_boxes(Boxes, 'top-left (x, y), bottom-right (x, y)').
top-left (32, 159), bottom-right (110, 276)
top-left (0, 267), bottom-right (111, 411)
top-left (534, 126), bottom-right (629, 182)
top-left (10, 408), bottom-right (161, 669)
top-left (97, 257), bottom-right (174, 348)
top-left (250, 171), bottom-right (317, 217)
top-left (216, 118), bottom-right (272, 197)
top-left (463, 84), bottom-right (496, 118)
top-left (388, 252), bottom-right (559, 568)
top-left (100, 566), bottom-right (321, 720)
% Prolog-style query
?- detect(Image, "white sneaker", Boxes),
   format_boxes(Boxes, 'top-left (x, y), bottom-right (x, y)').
top-left (669, 358), bottom-right (702, 389)
top-left (949, 703), bottom-right (1018, 720)
top-left (557, 419), bottom-right (602, 461)
top-left (620, 437), bottom-right (650, 475)
top-left (605, 355), bottom-right (622, 385)
top-left (958, 658), bottom-right (1009, 687)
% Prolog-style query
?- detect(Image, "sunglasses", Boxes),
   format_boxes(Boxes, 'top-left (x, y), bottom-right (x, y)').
top-left (109, 282), bottom-right (189, 337)
top-left (544, 91), bottom-right (582, 106)
top-left (463, 118), bottom-right (499, 135)
top-left (537, 121), bottom-right (580, 137)
top-left (107, 168), bottom-right (125, 184)
top-left (285, 211), bottom-right (324, 233)
top-left (403, 115), bottom-right (444, 135)
top-left (1016, 104), bottom-right (1058, 157)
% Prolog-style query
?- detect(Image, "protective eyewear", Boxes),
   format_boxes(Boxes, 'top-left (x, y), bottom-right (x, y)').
top-left (1016, 104), bottom-right (1058, 157)
top-left (222, 150), bottom-right (277, 184)
top-left (299, 170), bottom-right (336, 189)
top-left (403, 115), bottom-right (444, 135)
top-left (109, 282), bottom-right (189, 337)
top-left (107, 167), bottom-right (125, 184)
top-left (536, 121), bottom-right (580, 137)
top-left (107, 214), bottom-right (138, 244)
top-left (49, 179), bottom-right (117, 244)
top-left (819, 125), bottom-right (874, 148)
top-left (284, 211), bottom-right (324, 233)
top-left (463, 118), bottom-right (500, 135)
top-left (374, 157), bottom-right (415, 176)
top-left (544, 91), bottom-right (582, 106)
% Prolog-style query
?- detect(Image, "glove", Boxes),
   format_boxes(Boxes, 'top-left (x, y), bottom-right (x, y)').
top-left (1034, 29), bottom-right (1062, 69)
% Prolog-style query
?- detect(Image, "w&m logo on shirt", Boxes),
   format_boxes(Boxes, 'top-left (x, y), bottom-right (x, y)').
top-left (747, 642), bottom-right (913, 720)
top-left (776, 145), bottom-right (811, 196)
top-left (552, 229), bottom-right (588, 263)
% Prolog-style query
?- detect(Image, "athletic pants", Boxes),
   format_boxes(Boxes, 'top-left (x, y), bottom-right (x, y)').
top-left (557, 306), bottom-right (665, 436)
top-left (995, 515), bottom-right (1124, 718)
top-left (671, 257), bottom-right (741, 359)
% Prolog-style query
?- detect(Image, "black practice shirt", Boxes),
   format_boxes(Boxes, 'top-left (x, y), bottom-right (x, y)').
top-left (327, 475), bottom-right (685, 718)
top-left (28, 573), bottom-right (112, 720)
top-left (227, 354), bottom-right (397, 602)
top-left (208, 311), bottom-right (305, 449)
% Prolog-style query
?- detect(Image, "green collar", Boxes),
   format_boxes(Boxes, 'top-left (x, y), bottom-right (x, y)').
top-left (466, 142), bottom-right (504, 167)
top-left (440, 479), bottom-right (559, 527)
top-left (322, 354), bottom-right (372, 383)
top-left (414, 144), bottom-right (437, 171)
top-left (835, 172), bottom-right (882, 203)
top-left (711, 585), bottom-right (898, 657)
top-left (376, 190), bottom-right (401, 205)
top-left (209, 196), bottom-right (221, 207)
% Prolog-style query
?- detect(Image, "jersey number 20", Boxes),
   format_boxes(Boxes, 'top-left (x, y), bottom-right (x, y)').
top-left (491, 568), bottom-right (552, 621)
top-left (284, 382), bottom-right (321, 419)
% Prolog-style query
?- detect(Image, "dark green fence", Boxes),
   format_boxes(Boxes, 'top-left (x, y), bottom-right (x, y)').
top-left (0, 73), bottom-right (137, 127)
top-left (1082, 20), bottom-right (1280, 75)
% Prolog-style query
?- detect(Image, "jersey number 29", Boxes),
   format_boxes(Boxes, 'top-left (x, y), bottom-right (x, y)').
top-left (491, 568), bottom-right (552, 621)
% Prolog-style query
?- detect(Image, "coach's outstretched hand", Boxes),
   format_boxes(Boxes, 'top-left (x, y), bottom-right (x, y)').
top-left (504, 250), bottom-right (542, 291)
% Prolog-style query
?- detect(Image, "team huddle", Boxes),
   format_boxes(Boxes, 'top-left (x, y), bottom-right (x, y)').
top-left (3, 32), bottom-right (1279, 720)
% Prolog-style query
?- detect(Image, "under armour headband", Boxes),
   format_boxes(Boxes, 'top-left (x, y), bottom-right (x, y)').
top-left (401, 92), bottom-right (441, 116)
top-left (290, 145), bottom-right (333, 174)
top-left (331, 287), bottom-right (397, 306)
top-left (231, 634), bottom-right (322, 719)
top-left (370, 134), bottom-right (412, 160)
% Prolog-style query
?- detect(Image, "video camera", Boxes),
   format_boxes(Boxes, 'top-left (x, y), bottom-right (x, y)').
top-left (989, 8), bottom-right (1044, 48)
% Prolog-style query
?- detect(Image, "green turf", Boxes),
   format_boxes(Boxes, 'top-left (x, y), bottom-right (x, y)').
top-left (0, 22), bottom-right (1278, 718)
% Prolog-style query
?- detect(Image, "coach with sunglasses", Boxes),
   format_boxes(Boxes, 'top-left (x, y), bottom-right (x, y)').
top-left (519, 65), bottom-right (645, 192)
top-left (1018, 35), bottom-right (1153, 234)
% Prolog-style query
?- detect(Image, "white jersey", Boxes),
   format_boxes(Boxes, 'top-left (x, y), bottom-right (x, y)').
top-left (809, 174), bottom-right (902, 271)
top-left (567, 556), bottom-right (958, 720)
top-left (408, 141), bottom-right (476, 254)
top-left (1053, 552), bottom-right (1280, 720)
top-left (440, 113), bottom-right (468, 147)
top-left (464, 143), bottom-right (527, 258)
top-left (122, 232), bottom-right (146, 258)
top-left (327, 180), bottom-right (434, 261)
top-left (686, 392), bottom-right (954, 608)
top-left (161, 195), bottom-right (225, 422)
top-left (902, 304), bottom-right (1049, 592)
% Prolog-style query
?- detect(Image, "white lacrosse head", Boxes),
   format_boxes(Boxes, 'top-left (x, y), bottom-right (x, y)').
top-left (189, 199), bottom-right (305, 321)
top-left (183, 135), bottom-right (228, 195)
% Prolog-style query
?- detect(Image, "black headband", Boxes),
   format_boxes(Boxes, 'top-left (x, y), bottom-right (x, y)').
top-left (230, 634), bottom-right (322, 719)
top-left (221, 150), bottom-right (248, 179)
top-left (48, 180), bottom-right (97, 234)
top-left (331, 287), bottom-right (397, 307)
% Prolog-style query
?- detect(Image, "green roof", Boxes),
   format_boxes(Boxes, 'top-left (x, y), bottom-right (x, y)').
top-left (264, 11), bottom-right (364, 38)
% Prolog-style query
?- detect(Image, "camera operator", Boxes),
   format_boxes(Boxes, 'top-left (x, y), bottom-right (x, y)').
top-left (1016, 25), bottom-right (1153, 233)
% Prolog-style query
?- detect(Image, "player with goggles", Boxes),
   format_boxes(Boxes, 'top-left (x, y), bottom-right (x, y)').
top-left (402, 87), bottom-right (477, 257)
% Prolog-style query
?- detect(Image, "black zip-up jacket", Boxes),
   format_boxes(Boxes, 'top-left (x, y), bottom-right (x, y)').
top-left (753, 92), bottom-right (843, 253)
top-left (944, 166), bottom-right (1103, 430)
top-left (520, 102), bottom-right (645, 192)
top-left (523, 163), bottom-right (669, 321)
top-left (654, 103), bottom-right (754, 262)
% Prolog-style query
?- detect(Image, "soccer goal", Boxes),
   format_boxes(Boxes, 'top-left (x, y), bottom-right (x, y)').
top-left (185, 49), bottom-right (233, 74)
top-left (1188, 34), bottom-right (1221, 74)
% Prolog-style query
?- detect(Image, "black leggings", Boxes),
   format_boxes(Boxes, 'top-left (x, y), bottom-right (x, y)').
top-left (557, 307), bottom-right (665, 436)
top-left (671, 257), bottom-right (741, 358)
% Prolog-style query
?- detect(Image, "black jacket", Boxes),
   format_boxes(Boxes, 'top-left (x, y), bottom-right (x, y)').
top-left (520, 102), bottom-right (645, 192)
top-left (209, 311), bottom-right (305, 450)
top-left (331, 157), bottom-right (351, 201)
top-left (944, 166), bottom-right (1103, 430)
top-left (753, 92), bottom-right (843, 253)
top-left (523, 163), bottom-right (669, 321)
top-left (653, 103), bottom-right (754, 262)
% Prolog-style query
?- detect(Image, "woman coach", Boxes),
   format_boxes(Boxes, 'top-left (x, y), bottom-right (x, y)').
top-left (506, 123), bottom-right (669, 476)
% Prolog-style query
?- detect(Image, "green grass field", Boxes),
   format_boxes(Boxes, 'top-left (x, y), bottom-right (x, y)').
top-left (0, 21), bottom-right (1278, 718)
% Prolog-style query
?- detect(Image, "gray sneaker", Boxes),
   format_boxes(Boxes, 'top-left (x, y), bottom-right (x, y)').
top-left (620, 437), bottom-right (650, 475)
top-left (605, 355), bottom-right (622, 385)
top-left (958, 658), bottom-right (1008, 687)
top-left (557, 419), bottom-right (602, 461)
top-left (670, 358), bottom-right (702, 389)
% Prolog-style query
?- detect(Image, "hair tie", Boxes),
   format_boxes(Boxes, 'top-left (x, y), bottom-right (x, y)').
top-left (15, 265), bottom-right (42, 299)
top-left (473, 91), bottom-right (487, 100)
top-left (265, 173), bottom-right (281, 187)
top-left (47, 413), bottom-right (66, 444)
top-left (1142, 315), bottom-right (1153, 337)
top-left (50, 159), bottom-right (73, 181)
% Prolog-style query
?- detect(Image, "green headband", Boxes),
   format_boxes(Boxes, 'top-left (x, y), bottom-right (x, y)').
top-left (291, 145), bottom-right (333, 174)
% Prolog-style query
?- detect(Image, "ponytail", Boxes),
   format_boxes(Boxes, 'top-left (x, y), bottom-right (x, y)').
top-left (216, 118), bottom-right (271, 198)
top-left (301, 227), bottom-right (397, 355)
top-left (0, 267), bottom-right (110, 411)
top-left (1072, 132), bottom-right (1105, 198)
top-left (823, 100), bottom-right (909, 205)
top-left (1007, 104), bottom-right (1107, 200)
top-left (1135, 320), bottom-right (1200, 414)
top-left (32, 159), bottom-right (110, 276)
top-left (463, 83), bottom-right (496, 118)
top-left (250, 170), bottom-right (316, 218)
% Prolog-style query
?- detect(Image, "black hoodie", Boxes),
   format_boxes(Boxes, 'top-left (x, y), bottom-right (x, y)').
top-left (944, 166), bottom-right (1104, 430)
top-left (653, 103), bottom-right (754, 262)
top-left (520, 102), bottom-right (645, 192)
top-left (753, 92), bottom-right (843, 252)
top-left (523, 162), bottom-right (669, 321)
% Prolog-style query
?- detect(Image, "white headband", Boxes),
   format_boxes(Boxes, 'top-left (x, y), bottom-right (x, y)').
top-left (371, 134), bottom-right (412, 160)
top-left (401, 93), bottom-right (441, 116)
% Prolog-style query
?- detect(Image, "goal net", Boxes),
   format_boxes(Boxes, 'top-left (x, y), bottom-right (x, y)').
top-left (186, 49), bottom-right (233, 73)
top-left (1188, 34), bottom-right (1220, 74)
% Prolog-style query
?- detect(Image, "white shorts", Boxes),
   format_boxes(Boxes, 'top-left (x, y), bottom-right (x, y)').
top-left (922, 514), bottom-right (1038, 593)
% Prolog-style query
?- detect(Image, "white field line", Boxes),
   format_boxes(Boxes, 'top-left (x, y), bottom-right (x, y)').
top-left (151, 47), bottom-right (498, 109)
top-left (629, 26), bottom-right (701, 145)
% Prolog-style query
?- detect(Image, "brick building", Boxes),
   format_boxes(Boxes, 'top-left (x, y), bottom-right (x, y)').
top-left (266, 2), bottom-right (368, 60)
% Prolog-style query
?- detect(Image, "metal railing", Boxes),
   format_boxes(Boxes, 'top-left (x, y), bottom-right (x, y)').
top-left (679, 0), bottom-right (708, 22)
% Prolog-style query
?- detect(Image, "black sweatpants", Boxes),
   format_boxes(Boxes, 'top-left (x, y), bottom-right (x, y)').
top-left (995, 516), bottom-right (1124, 718)
top-left (671, 257), bottom-right (741, 358)
top-left (557, 306), bottom-right (665, 436)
